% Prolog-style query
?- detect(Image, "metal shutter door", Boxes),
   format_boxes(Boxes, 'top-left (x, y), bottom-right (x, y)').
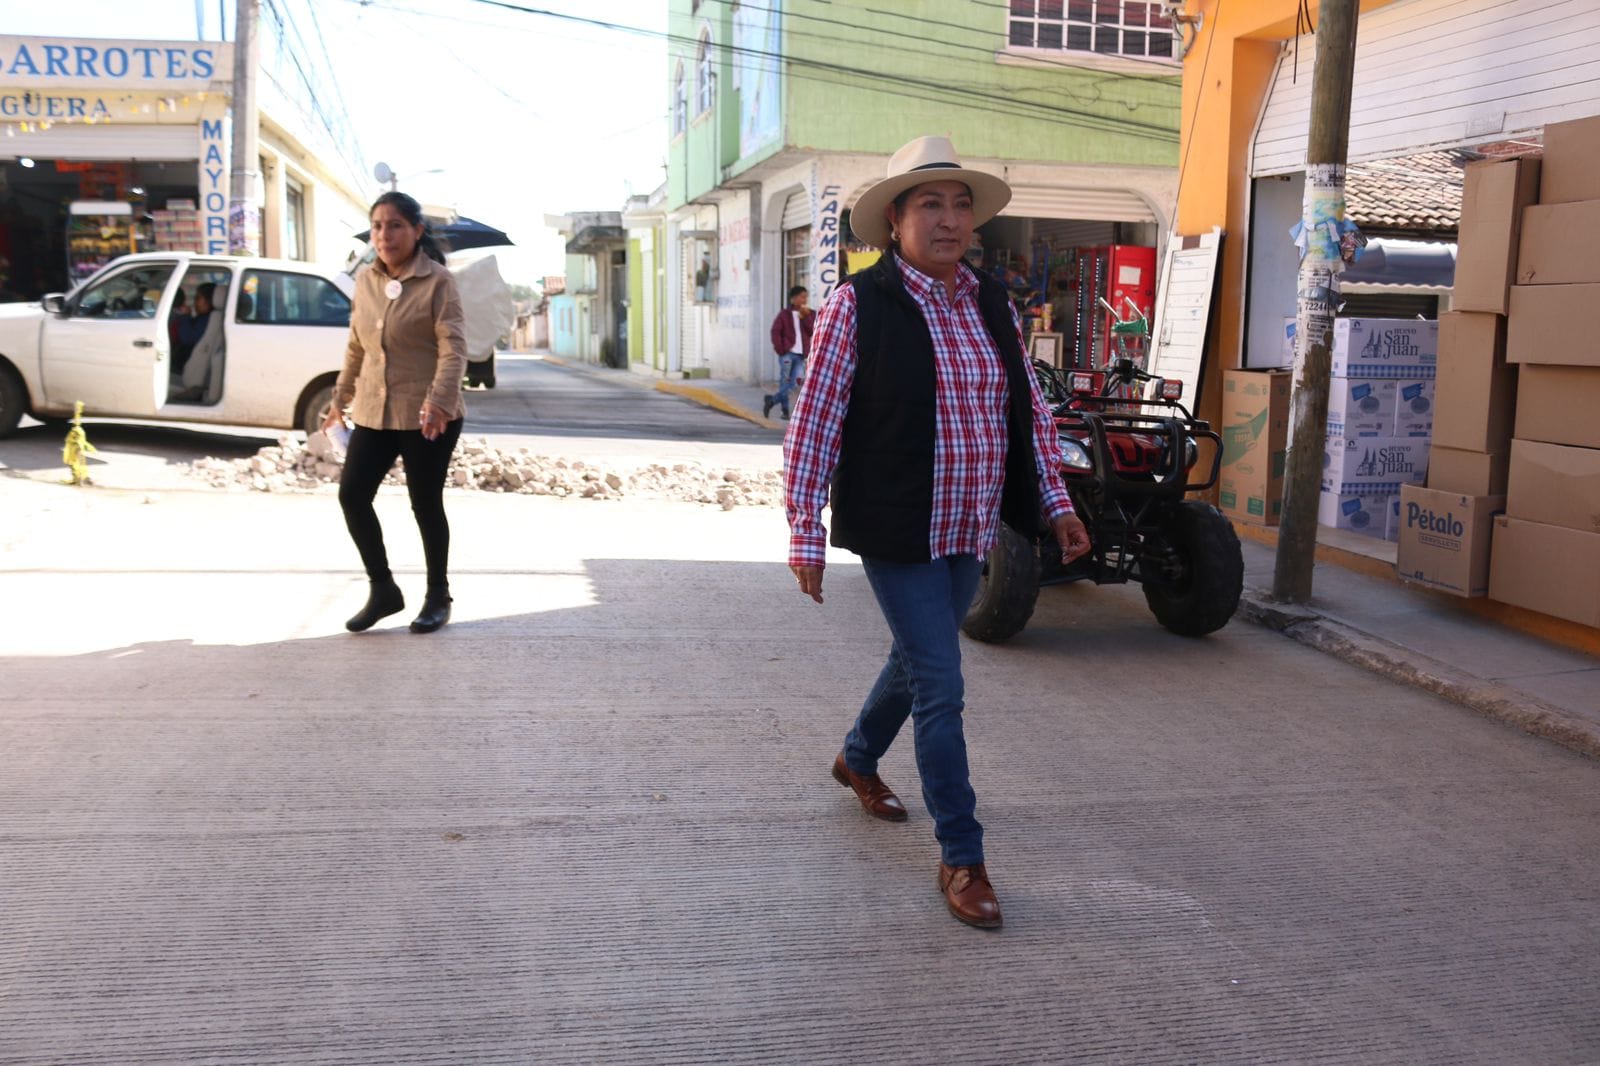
top-left (1, 123), bottom-right (197, 161)
top-left (1252, 0), bottom-right (1600, 177)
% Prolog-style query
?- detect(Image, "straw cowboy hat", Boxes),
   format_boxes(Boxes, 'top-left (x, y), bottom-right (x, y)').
top-left (849, 136), bottom-right (1012, 249)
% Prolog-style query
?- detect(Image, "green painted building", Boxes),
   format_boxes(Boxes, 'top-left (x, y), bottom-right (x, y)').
top-left (664, 0), bottom-right (1182, 383)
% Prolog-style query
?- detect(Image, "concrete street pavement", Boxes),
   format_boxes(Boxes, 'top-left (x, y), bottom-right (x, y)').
top-left (595, 359), bottom-right (1600, 759)
top-left (4, 475), bottom-right (1600, 1063)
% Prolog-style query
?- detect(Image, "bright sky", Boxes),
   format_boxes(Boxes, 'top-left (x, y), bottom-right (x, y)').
top-left (7, 0), bottom-right (670, 286)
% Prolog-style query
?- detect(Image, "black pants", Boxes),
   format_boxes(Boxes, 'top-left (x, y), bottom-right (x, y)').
top-left (338, 419), bottom-right (463, 591)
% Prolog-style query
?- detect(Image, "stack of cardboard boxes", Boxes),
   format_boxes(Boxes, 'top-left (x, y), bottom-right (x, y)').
top-left (1399, 114), bottom-right (1600, 626)
top-left (1217, 316), bottom-right (1438, 538)
top-left (1316, 318), bottom-right (1436, 539)
top-left (1395, 153), bottom-right (1537, 596)
top-left (151, 199), bottom-right (202, 253)
top-left (1218, 369), bottom-right (1291, 527)
top-left (1488, 115), bottom-right (1600, 627)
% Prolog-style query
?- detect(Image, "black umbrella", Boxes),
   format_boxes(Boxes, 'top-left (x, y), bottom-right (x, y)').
top-left (354, 216), bottom-right (514, 252)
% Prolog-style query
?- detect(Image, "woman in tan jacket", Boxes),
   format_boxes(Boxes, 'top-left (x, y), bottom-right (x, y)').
top-left (324, 191), bottom-right (467, 634)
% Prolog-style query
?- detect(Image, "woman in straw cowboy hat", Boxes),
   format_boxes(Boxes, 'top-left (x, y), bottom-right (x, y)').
top-left (782, 135), bottom-right (1092, 929)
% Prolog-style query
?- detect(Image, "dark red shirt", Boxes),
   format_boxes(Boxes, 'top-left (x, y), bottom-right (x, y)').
top-left (770, 305), bottom-right (814, 356)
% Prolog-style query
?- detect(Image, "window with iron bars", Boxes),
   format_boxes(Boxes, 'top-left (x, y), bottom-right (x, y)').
top-left (1008, 1), bottom-right (1175, 61)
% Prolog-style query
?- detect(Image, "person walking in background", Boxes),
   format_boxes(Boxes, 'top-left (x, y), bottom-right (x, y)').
top-left (324, 191), bottom-right (467, 635)
top-left (782, 136), bottom-right (1092, 930)
top-left (763, 285), bottom-right (813, 420)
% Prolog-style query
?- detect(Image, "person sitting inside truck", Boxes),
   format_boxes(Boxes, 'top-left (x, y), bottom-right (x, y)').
top-left (169, 283), bottom-right (225, 404)
top-left (168, 287), bottom-right (194, 373)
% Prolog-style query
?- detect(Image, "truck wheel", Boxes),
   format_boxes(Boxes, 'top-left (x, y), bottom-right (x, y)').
top-left (298, 383), bottom-right (335, 438)
top-left (962, 522), bottom-right (1041, 643)
top-left (1141, 501), bottom-right (1243, 637)
top-left (0, 365), bottom-right (26, 439)
top-left (465, 351), bottom-right (496, 389)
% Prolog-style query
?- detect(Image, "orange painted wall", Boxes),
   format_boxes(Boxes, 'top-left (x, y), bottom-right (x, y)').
top-left (1177, 0), bottom-right (1399, 425)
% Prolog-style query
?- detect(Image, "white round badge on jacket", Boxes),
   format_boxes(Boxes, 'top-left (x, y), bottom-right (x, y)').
top-left (384, 279), bottom-right (402, 300)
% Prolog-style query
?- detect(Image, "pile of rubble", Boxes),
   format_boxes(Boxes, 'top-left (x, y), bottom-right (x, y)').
top-left (185, 434), bottom-right (784, 509)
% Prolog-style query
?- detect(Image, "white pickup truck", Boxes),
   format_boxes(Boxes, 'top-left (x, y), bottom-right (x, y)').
top-left (0, 251), bottom-right (513, 439)
top-left (0, 253), bottom-right (355, 438)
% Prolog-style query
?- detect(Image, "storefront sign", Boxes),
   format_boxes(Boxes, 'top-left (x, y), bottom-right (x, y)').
top-left (0, 36), bottom-right (231, 90)
top-left (0, 93), bottom-right (112, 121)
top-left (814, 183), bottom-right (842, 299)
top-left (199, 116), bottom-right (231, 255)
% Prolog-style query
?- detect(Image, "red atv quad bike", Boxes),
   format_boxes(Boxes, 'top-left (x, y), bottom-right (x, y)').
top-left (962, 355), bottom-right (1245, 642)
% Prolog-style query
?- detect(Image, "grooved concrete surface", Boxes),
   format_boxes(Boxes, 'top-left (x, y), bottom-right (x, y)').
top-left (4, 479), bottom-right (1600, 1064)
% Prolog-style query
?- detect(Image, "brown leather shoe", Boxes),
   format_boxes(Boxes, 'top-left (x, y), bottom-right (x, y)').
top-left (831, 752), bottom-right (908, 822)
top-left (938, 862), bottom-right (1003, 929)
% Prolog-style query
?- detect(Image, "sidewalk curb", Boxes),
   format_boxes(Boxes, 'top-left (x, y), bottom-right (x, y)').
top-left (538, 354), bottom-right (783, 429)
top-left (1239, 589), bottom-right (1600, 761)
top-left (654, 380), bottom-right (783, 430)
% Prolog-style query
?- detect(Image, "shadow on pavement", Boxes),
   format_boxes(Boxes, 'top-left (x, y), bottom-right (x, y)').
top-left (5, 558), bottom-right (1600, 1062)
top-left (1, 420), bottom-right (273, 476)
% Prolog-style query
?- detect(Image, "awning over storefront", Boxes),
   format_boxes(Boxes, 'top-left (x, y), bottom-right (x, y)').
top-left (1001, 184), bottom-right (1157, 224)
top-left (1340, 237), bottom-right (1456, 291)
top-left (565, 225), bottom-right (625, 253)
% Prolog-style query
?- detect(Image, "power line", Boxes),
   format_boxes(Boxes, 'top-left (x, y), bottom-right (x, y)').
top-left (685, 0), bottom-right (1158, 112)
top-left (302, 0), bottom-right (370, 172)
top-left (707, 0), bottom-right (1186, 85)
top-left (260, 0), bottom-right (371, 189)
top-left (457, 0), bottom-right (1178, 141)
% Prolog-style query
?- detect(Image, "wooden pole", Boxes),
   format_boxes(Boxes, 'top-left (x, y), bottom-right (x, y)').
top-left (1272, 0), bottom-right (1361, 603)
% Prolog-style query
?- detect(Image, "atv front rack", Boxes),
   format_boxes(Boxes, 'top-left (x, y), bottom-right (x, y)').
top-left (1047, 403), bottom-right (1224, 587)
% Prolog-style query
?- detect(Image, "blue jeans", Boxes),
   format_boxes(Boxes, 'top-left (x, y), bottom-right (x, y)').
top-left (844, 553), bottom-right (986, 866)
top-left (774, 353), bottom-right (803, 413)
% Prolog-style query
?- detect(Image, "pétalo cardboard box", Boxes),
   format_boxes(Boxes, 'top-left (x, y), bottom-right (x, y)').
top-left (1506, 284), bottom-right (1600, 367)
top-left (1317, 489), bottom-right (1391, 538)
top-left (1396, 485), bottom-right (1503, 597)
top-left (1538, 114), bottom-right (1600, 205)
top-left (1516, 201), bottom-right (1600, 285)
top-left (1325, 377), bottom-right (1395, 437)
top-left (1219, 370), bottom-right (1291, 525)
top-left (1330, 318), bottom-right (1439, 378)
top-left (1432, 311), bottom-right (1515, 452)
top-left (1454, 157), bottom-right (1541, 314)
top-left (1489, 515), bottom-right (1600, 627)
top-left (1427, 444), bottom-right (1510, 497)
top-left (1515, 364), bottom-right (1600, 449)
top-left (1393, 378), bottom-right (1435, 437)
top-left (1322, 434), bottom-right (1429, 493)
top-left (1506, 439), bottom-right (1600, 535)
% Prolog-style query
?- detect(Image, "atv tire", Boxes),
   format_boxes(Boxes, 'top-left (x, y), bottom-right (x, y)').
top-left (962, 522), bottom-right (1041, 643)
top-left (1142, 501), bottom-right (1243, 637)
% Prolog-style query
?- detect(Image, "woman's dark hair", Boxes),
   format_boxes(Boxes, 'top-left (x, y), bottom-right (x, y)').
top-left (787, 285), bottom-right (807, 300)
top-left (370, 190), bottom-right (446, 264)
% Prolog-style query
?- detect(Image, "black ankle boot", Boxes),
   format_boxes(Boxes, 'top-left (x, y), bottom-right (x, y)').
top-left (410, 588), bottom-right (452, 634)
top-left (346, 581), bottom-right (405, 632)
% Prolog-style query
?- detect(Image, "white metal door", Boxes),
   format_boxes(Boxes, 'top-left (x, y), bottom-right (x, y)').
top-left (1252, 0), bottom-right (1600, 176)
top-left (41, 260), bottom-right (178, 416)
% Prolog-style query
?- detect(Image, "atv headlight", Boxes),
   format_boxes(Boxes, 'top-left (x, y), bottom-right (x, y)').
top-left (1058, 437), bottom-right (1092, 470)
top-left (1184, 436), bottom-right (1199, 468)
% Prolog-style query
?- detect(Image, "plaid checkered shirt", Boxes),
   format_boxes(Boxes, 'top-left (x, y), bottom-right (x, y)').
top-left (783, 257), bottom-right (1073, 570)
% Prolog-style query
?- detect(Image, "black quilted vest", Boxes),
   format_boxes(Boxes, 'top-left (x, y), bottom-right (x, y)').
top-left (829, 253), bottom-right (1041, 562)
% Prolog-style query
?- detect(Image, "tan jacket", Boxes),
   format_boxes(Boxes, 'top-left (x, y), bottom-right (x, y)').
top-left (334, 252), bottom-right (467, 429)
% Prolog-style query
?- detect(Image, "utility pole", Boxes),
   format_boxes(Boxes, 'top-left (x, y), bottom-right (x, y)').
top-left (1272, 0), bottom-right (1360, 603)
top-left (228, 0), bottom-right (262, 256)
